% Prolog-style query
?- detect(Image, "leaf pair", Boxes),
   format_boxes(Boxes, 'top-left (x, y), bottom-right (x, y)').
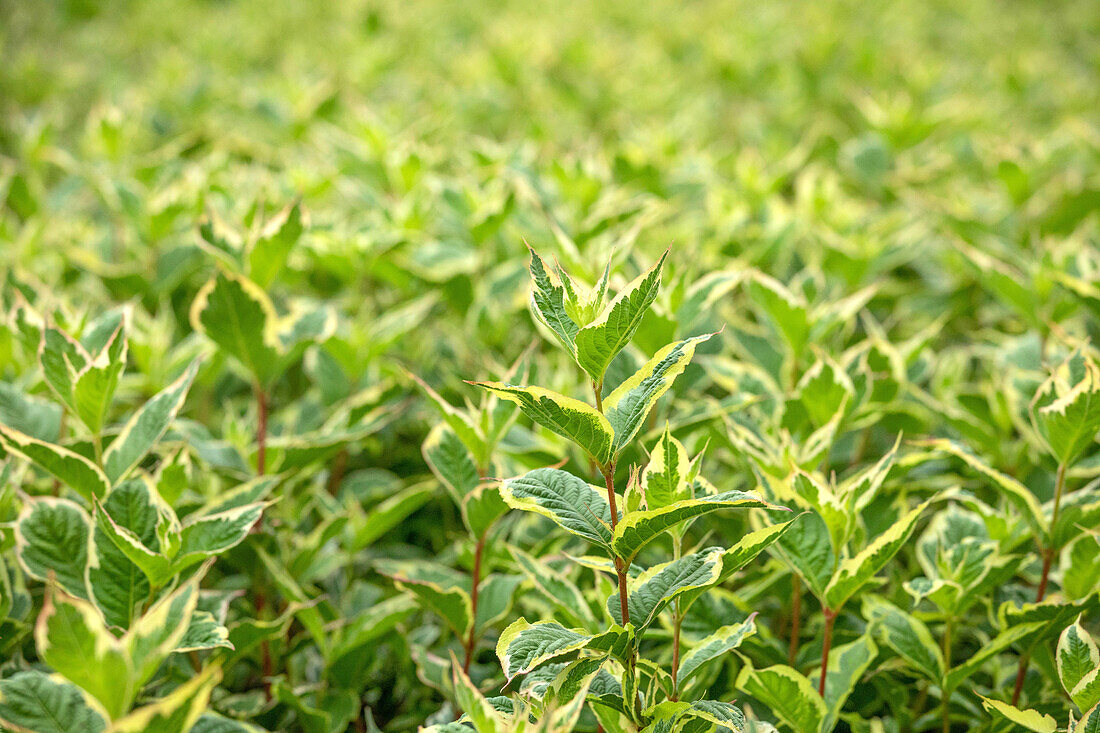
top-left (529, 248), bottom-right (666, 385)
top-left (190, 270), bottom-right (334, 387)
top-left (473, 333), bottom-right (713, 465)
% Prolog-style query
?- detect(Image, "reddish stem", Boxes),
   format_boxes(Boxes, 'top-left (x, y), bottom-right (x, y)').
top-left (671, 612), bottom-right (682, 701)
top-left (255, 383), bottom-right (268, 476)
top-left (1011, 461), bottom-right (1066, 706)
top-left (602, 464), bottom-right (630, 626)
top-left (789, 575), bottom-right (802, 664)
top-left (819, 608), bottom-right (836, 697)
top-left (253, 383), bottom-right (272, 700)
top-left (463, 535), bottom-right (486, 673)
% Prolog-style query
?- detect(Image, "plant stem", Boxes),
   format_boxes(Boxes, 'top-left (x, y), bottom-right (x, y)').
top-left (255, 382), bottom-right (269, 476)
top-left (789, 575), bottom-right (802, 665)
top-left (1011, 460), bottom-right (1067, 705)
top-left (253, 382), bottom-right (272, 701)
top-left (602, 463), bottom-right (630, 626)
top-left (463, 534), bottom-right (486, 673)
top-left (818, 607), bottom-right (836, 697)
top-left (941, 617), bottom-right (954, 733)
top-left (671, 533), bottom-right (683, 701)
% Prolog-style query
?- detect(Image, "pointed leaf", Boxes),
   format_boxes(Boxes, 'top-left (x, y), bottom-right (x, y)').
top-left (735, 660), bottom-right (825, 733)
top-left (103, 361), bottom-right (199, 485)
top-left (825, 500), bottom-right (930, 610)
top-left (16, 497), bottom-right (91, 599)
top-left (0, 426), bottom-right (110, 501)
top-left (1059, 617), bottom-right (1099, 697)
top-left (470, 383), bottom-right (612, 464)
top-left (35, 585), bottom-right (134, 719)
top-left (190, 270), bottom-right (280, 385)
top-left (979, 696), bottom-right (1057, 733)
top-left (676, 615), bottom-right (757, 688)
top-left (613, 490), bottom-right (778, 561)
top-left (501, 468), bottom-right (614, 551)
top-left (607, 549), bottom-right (722, 628)
top-left (604, 334), bottom-right (713, 454)
top-left (0, 671), bottom-right (108, 733)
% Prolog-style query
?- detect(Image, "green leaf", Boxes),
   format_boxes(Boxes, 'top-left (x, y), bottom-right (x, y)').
top-left (574, 251), bottom-right (666, 382)
top-left (1031, 352), bottom-right (1100, 465)
top-left (811, 635), bottom-right (877, 730)
top-left (89, 483), bottom-right (162, 614)
top-left (603, 334), bottom-right (713, 454)
top-left (0, 426), bottom-right (110, 501)
top-left (249, 201), bottom-right (303, 288)
top-left (470, 382), bottom-right (613, 464)
top-left (501, 468), bottom-right (614, 551)
top-left (862, 597), bottom-right (944, 683)
top-left (0, 671), bottom-right (108, 733)
top-left (102, 361), bottom-right (199, 485)
top-left (176, 610), bottom-right (232, 652)
top-left (461, 484), bottom-right (509, 539)
top-left (676, 614), bottom-right (757, 688)
top-left (190, 270), bottom-right (280, 385)
top-left (1059, 617), bottom-right (1099, 697)
top-left (377, 561), bottom-right (473, 638)
top-left (495, 618), bottom-right (630, 681)
top-left (978, 696), bottom-right (1058, 733)
top-left (15, 497), bottom-right (91, 599)
top-left (608, 549), bottom-right (722, 628)
top-left (106, 664), bottom-right (220, 733)
top-left (511, 547), bottom-right (596, 627)
top-left (423, 423), bottom-right (480, 505)
top-left (945, 621), bottom-right (1046, 691)
top-left (797, 356), bottom-right (854, 429)
top-left (735, 660), bottom-right (825, 733)
top-left (350, 482), bottom-right (435, 551)
top-left (746, 271), bottom-right (811, 357)
top-left (92, 496), bottom-right (174, 589)
top-left (38, 325), bottom-right (89, 409)
top-left (1076, 702), bottom-right (1100, 733)
top-left (451, 654), bottom-right (506, 733)
top-left (0, 382), bottom-right (62, 442)
top-left (409, 372), bottom-right (487, 465)
top-left (767, 510), bottom-right (835, 601)
top-left (172, 502), bottom-right (264, 573)
top-left (824, 500), bottom-right (930, 611)
top-left (1073, 668), bottom-right (1100, 713)
top-left (127, 578), bottom-right (202, 688)
top-left (328, 595), bottom-right (415, 669)
top-left (34, 584), bottom-right (134, 719)
top-left (613, 490), bottom-right (777, 561)
top-left (528, 248), bottom-right (580, 355)
top-left (641, 425), bottom-right (691, 510)
top-left (71, 324), bottom-right (126, 435)
top-left (915, 438), bottom-right (1047, 544)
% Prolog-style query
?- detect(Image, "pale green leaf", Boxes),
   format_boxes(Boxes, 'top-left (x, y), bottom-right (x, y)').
top-left (978, 696), bottom-right (1058, 733)
top-left (0, 671), bottom-right (108, 733)
top-left (0, 426), bottom-right (110, 501)
top-left (735, 660), bottom-right (825, 733)
top-left (613, 490), bottom-right (777, 561)
top-left (676, 615), bottom-right (757, 688)
top-left (103, 361), bottom-right (199, 485)
top-left (573, 251), bottom-right (667, 381)
top-left (1059, 617), bottom-right (1099, 697)
top-left (190, 270), bottom-right (280, 385)
top-left (824, 500), bottom-right (930, 611)
top-left (34, 584), bottom-right (134, 719)
top-left (470, 382), bottom-right (613, 464)
top-left (501, 468), bottom-right (614, 551)
top-left (15, 497), bottom-right (91, 599)
top-left (604, 333), bottom-right (713, 454)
